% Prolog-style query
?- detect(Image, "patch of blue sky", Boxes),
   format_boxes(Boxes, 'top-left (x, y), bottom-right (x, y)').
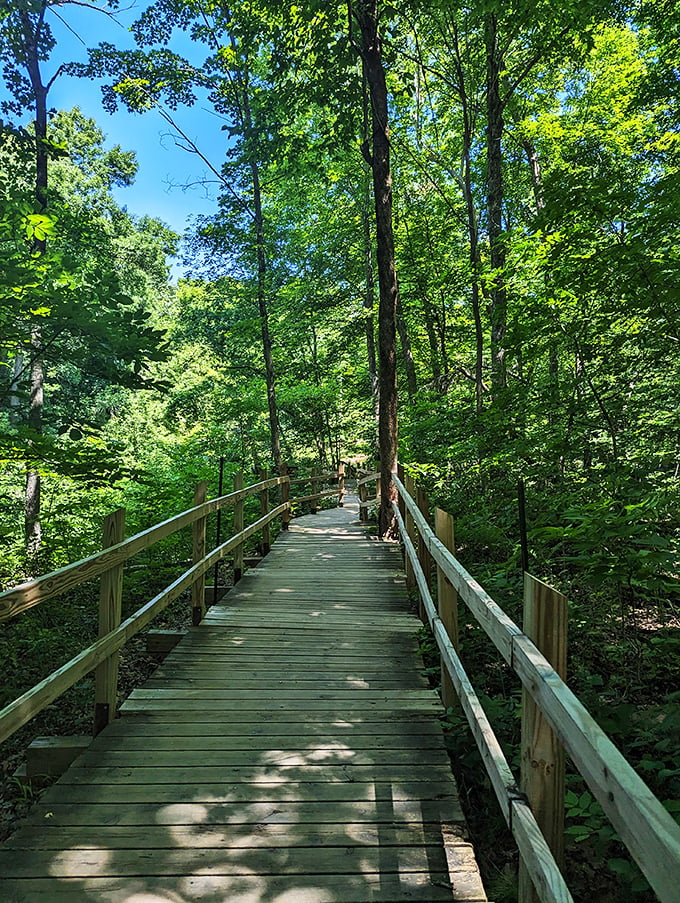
top-left (1, 1), bottom-right (230, 272)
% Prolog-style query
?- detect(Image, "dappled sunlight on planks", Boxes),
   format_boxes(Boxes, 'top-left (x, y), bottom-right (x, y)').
top-left (1, 497), bottom-right (485, 902)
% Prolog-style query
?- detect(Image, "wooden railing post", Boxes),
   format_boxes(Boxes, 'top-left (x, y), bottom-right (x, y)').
top-left (260, 468), bottom-right (270, 555)
top-left (359, 480), bottom-right (368, 522)
top-left (280, 463), bottom-right (290, 529)
top-left (310, 467), bottom-right (318, 514)
top-left (191, 481), bottom-right (207, 626)
top-left (233, 471), bottom-right (244, 582)
top-left (435, 508), bottom-right (458, 709)
top-left (404, 473), bottom-right (416, 592)
top-left (93, 507), bottom-right (125, 736)
top-left (397, 463), bottom-right (406, 522)
top-left (338, 462), bottom-right (345, 507)
top-left (416, 485), bottom-right (433, 591)
top-left (518, 574), bottom-right (568, 903)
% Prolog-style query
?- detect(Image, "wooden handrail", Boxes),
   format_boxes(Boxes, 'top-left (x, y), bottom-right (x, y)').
top-left (0, 475), bottom-right (287, 623)
top-left (288, 470), bottom-right (338, 486)
top-left (393, 473), bottom-right (680, 903)
top-left (391, 501), bottom-right (573, 903)
top-left (0, 465), bottom-right (345, 745)
top-left (0, 502), bottom-right (288, 745)
top-left (291, 488), bottom-right (341, 506)
top-left (357, 470), bottom-right (380, 487)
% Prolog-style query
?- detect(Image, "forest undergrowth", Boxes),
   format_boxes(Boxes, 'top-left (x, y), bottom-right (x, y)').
top-left (415, 564), bottom-right (680, 903)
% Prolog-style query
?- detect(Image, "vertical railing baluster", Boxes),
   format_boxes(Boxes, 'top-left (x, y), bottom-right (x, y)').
top-left (191, 481), bottom-right (207, 626)
top-left (435, 507), bottom-right (458, 709)
top-left (93, 507), bottom-right (125, 736)
top-left (280, 463), bottom-right (290, 529)
top-left (233, 471), bottom-right (244, 582)
top-left (260, 468), bottom-right (270, 555)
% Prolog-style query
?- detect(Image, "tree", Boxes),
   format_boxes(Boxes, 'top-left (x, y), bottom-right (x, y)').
top-left (0, 0), bottom-right (120, 556)
top-left (0, 107), bottom-right (173, 566)
top-left (349, 0), bottom-right (399, 535)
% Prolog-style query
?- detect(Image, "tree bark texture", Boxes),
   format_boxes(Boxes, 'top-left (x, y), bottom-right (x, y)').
top-left (353, 0), bottom-right (399, 536)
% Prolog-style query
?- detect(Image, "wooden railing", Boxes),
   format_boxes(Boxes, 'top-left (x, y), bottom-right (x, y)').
top-left (359, 468), bottom-right (680, 903)
top-left (0, 467), bottom-right (341, 745)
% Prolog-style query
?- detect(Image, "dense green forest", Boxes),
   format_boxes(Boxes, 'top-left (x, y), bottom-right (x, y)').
top-left (1, 1), bottom-right (679, 900)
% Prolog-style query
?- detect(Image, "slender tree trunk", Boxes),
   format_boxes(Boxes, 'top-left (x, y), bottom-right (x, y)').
top-left (25, 327), bottom-right (43, 556)
top-left (235, 60), bottom-right (282, 471)
top-left (485, 13), bottom-right (507, 393)
top-left (422, 291), bottom-right (442, 383)
top-left (521, 133), bottom-right (560, 417)
top-left (396, 292), bottom-right (417, 400)
top-left (523, 138), bottom-right (545, 213)
top-left (250, 160), bottom-right (281, 470)
top-left (453, 24), bottom-right (484, 413)
top-left (404, 215), bottom-right (441, 383)
top-left (362, 170), bottom-right (380, 438)
top-left (353, 0), bottom-right (399, 536)
top-left (9, 354), bottom-right (24, 425)
top-left (22, 9), bottom-right (48, 558)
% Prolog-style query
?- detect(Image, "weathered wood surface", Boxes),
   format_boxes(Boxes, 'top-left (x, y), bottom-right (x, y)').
top-left (1, 494), bottom-right (486, 903)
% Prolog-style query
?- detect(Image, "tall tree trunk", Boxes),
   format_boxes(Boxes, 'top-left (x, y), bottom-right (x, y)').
top-left (21, 6), bottom-right (48, 558)
top-left (25, 328), bottom-right (43, 557)
top-left (9, 354), bottom-right (24, 426)
top-left (453, 24), bottom-right (485, 413)
top-left (485, 12), bottom-right (507, 393)
top-left (237, 58), bottom-right (282, 469)
top-left (353, 0), bottom-right (399, 536)
top-left (396, 293), bottom-right (417, 400)
top-left (521, 133), bottom-right (560, 417)
top-left (404, 215), bottom-right (441, 383)
top-left (362, 169), bottom-right (380, 440)
top-left (250, 158), bottom-right (282, 470)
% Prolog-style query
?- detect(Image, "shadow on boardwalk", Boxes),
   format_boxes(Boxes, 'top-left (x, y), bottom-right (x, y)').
top-left (0, 496), bottom-right (487, 902)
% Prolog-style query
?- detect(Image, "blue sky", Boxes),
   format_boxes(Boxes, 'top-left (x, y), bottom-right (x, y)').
top-left (3, 1), bottom-right (230, 263)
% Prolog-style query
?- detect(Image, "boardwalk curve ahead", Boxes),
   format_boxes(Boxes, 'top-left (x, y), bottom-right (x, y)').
top-left (1, 495), bottom-right (486, 902)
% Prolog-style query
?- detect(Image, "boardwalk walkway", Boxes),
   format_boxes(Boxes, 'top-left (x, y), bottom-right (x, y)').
top-left (1, 494), bottom-right (486, 902)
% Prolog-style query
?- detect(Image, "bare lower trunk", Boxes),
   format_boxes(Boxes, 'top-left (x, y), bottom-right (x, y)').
top-left (23, 13), bottom-right (48, 559)
top-left (25, 326), bottom-right (43, 557)
top-left (404, 213), bottom-right (440, 382)
top-left (353, 0), bottom-right (399, 536)
top-left (9, 354), bottom-right (24, 425)
top-left (362, 172), bottom-right (380, 438)
top-left (396, 293), bottom-right (416, 400)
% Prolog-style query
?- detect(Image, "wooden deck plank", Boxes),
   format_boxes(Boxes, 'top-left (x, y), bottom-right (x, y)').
top-left (0, 844), bottom-right (450, 877)
top-left (96, 717), bottom-right (445, 737)
top-left (2, 873), bottom-right (460, 902)
top-left (38, 779), bottom-right (461, 806)
top-left (1, 494), bottom-right (485, 902)
top-left (17, 798), bottom-right (465, 828)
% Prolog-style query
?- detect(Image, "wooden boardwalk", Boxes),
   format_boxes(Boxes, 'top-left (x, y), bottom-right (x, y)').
top-left (1, 495), bottom-right (486, 902)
